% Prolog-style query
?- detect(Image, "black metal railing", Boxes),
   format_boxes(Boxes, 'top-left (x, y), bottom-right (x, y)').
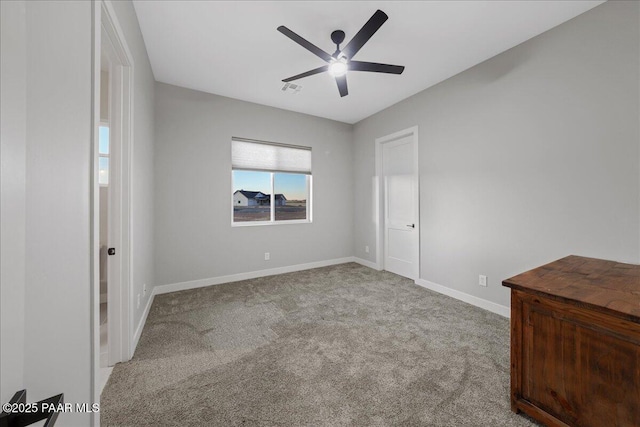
top-left (0, 390), bottom-right (64, 427)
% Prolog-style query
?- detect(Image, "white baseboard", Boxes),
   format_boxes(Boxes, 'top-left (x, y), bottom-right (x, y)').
top-left (132, 259), bottom-right (509, 356)
top-left (154, 257), bottom-right (355, 296)
top-left (352, 257), bottom-right (382, 270)
top-left (132, 288), bottom-right (155, 354)
top-left (414, 278), bottom-right (510, 318)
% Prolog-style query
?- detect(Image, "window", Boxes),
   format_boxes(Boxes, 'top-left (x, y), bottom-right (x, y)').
top-left (99, 125), bottom-right (110, 185)
top-left (232, 138), bottom-right (312, 225)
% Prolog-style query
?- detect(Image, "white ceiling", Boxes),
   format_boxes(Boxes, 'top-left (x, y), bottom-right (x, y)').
top-left (133, 1), bottom-right (604, 124)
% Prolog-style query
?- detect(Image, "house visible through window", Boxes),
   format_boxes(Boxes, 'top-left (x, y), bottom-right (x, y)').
top-left (231, 138), bottom-right (312, 225)
top-left (99, 125), bottom-right (110, 185)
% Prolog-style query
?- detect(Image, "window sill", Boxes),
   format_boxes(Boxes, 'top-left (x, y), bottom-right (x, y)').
top-left (232, 219), bottom-right (312, 227)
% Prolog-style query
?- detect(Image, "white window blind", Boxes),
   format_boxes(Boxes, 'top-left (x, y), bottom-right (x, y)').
top-left (232, 138), bottom-right (311, 174)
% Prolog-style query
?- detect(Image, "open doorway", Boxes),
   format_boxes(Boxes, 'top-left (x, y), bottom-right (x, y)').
top-left (94, 0), bottom-right (134, 401)
top-left (98, 61), bottom-right (111, 388)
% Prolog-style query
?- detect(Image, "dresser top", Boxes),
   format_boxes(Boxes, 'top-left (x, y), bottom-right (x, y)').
top-left (503, 255), bottom-right (640, 323)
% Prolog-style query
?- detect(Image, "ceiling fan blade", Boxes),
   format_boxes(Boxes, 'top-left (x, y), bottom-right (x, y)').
top-left (282, 65), bottom-right (329, 82)
top-left (335, 75), bottom-right (348, 97)
top-left (349, 61), bottom-right (404, 75)
top-left (277, 26), bottom-right (333, 63)
top-left (341, 10), bottom-right (388, 60)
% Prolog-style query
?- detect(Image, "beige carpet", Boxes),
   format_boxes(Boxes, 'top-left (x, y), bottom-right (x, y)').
top-left (101, 263), bottom-right (536, 426)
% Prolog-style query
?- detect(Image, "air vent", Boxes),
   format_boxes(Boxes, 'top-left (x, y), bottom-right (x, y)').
top-left (281, 82), bottom-right (302, 94)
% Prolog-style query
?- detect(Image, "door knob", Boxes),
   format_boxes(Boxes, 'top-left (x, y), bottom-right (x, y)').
top-left (108, 248), bottom-right (116, 256)
top-left (407, 224), bottom-right (415, 228)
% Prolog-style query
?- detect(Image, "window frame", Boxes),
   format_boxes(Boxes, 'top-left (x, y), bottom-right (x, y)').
top-left (231, 137), bottom-right (313, 227)
top-left (231, 171), bottom-right (312, 227)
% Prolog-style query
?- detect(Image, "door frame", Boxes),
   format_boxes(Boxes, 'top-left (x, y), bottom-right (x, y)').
top-left (375, 126), bottom-right (420, 279)
top-left (91, 0), bottom-right (134, 413)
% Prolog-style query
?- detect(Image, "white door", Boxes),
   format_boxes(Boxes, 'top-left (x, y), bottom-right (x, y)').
top-left (100, 6), bottom-right (133, 367)
top-left (382, 134), bottom-right (418, 279)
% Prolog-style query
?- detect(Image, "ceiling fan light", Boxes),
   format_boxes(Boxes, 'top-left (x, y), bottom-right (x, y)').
top-left (328, 59), bottom-right (348, 77)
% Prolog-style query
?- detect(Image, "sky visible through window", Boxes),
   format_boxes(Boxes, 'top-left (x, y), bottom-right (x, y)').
top-left (99, 126), bottom-right (110, 155)
top-left (233, 170), bottom-right (307, 200)
top-left (99, 125), bottom-right (110, 185)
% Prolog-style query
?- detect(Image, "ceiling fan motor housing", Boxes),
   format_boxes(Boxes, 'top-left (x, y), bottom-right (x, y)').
top-left (331, 30), bottom-right (346, 46)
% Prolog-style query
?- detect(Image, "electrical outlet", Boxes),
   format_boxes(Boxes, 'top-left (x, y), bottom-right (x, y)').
top-left (365, 246), bottom-right (370, 253)
top-left (479, 275), bottom-right (487, 287)
top-left (137, 293), bottom-right (141, 308)
top-left (264, 252), bottom-right (270, 261)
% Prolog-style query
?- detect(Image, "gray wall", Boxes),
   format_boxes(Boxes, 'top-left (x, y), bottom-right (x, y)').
top-left (22, 1), bottom-right (92, 424)
top-left (100, 70), bottom-right (109, 122)
top-left (1, 0), bottom-right (27, 404)
top-left (154, 83), bottom-right (353, 286)
top-left (110, 0), bottom-right (156, 332)
top-left (353, 0), bottom-right (640, 308)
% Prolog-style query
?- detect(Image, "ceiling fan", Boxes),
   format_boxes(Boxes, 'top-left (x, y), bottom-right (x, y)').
top-left (277, 10), bottom-right (405, 97)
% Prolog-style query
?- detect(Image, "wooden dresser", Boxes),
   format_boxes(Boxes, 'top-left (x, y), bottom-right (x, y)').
top-left (503, 255), bottom-right (640, 427)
